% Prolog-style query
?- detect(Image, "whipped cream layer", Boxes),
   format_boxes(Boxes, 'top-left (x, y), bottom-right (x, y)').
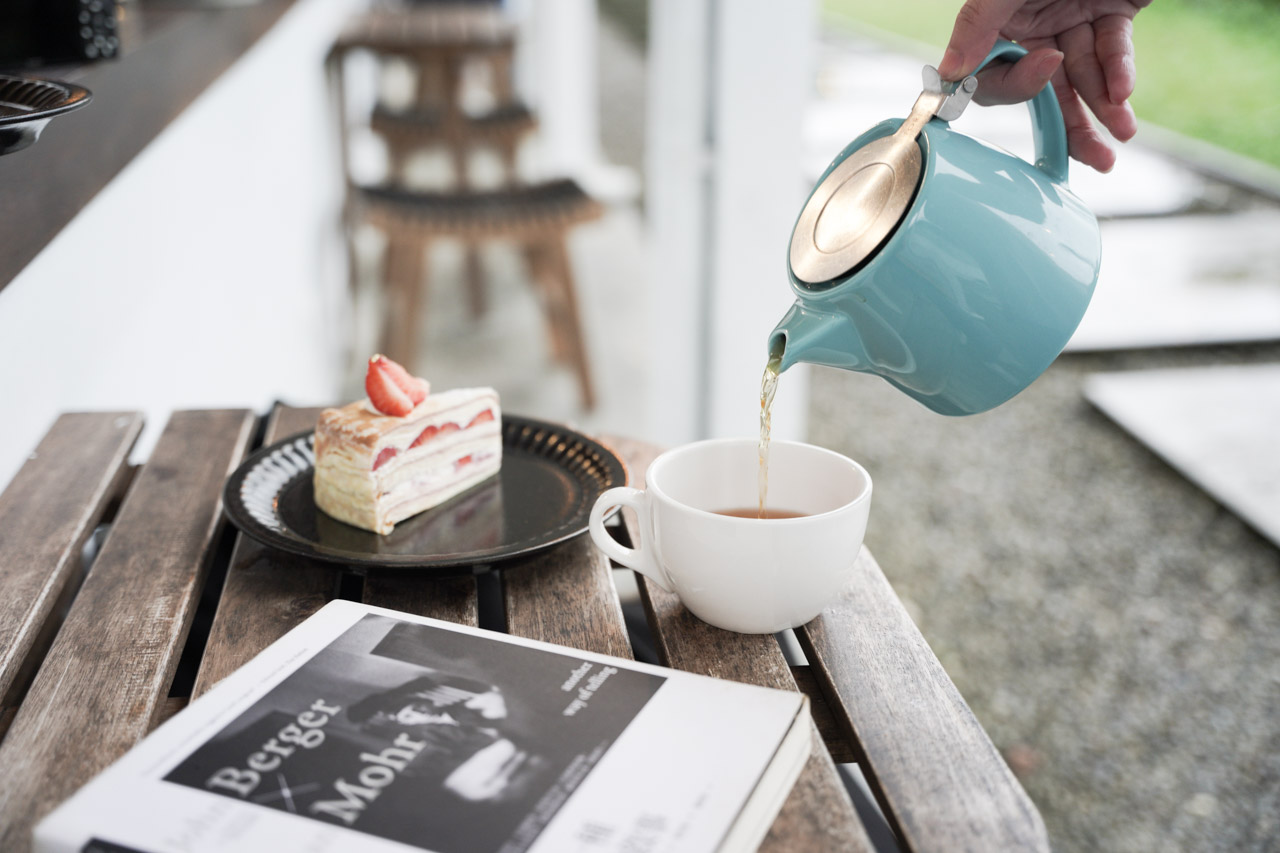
top-left (314, 387), bottom-right (502, 534)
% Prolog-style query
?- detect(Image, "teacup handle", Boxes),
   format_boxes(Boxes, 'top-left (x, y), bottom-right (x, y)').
top-left (973, 39), bottom-right (1071, 184)
top-left (588, 487), bottom-right (675, 593)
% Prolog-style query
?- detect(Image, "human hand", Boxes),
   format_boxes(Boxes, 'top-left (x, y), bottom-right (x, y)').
top-left (937, 0), bottom-right (1151, 173)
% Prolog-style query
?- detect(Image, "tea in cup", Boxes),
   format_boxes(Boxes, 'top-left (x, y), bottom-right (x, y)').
top-left (588, 438), bottom-right (872, 634)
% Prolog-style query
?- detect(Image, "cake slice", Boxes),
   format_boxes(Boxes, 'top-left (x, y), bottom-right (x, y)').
top-left (314, 356), bottom-right (502, 535)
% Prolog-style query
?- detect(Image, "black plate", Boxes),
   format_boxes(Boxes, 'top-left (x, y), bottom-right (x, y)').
top-left (0, 76), bottom-right (92, 156)
top-left (222, 415), bottom-right (628, 574)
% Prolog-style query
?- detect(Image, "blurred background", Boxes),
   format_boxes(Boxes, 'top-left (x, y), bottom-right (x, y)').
top-left (1, 1), bottom-right (1278, 850)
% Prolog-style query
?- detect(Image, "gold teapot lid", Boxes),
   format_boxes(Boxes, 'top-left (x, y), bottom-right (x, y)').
top-left (789, 67), bottom-right (978, 285)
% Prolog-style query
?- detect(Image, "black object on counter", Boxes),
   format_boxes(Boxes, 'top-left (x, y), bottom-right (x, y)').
top-left (0, 0), bottom-right (120, 70)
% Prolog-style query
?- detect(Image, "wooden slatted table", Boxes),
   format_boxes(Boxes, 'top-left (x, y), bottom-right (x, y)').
top-left (0, 407), bottom-right (1049, 852)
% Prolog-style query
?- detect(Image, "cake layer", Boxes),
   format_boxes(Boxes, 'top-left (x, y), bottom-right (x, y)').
top-left (316, 428), bottom-right (500, 502)
top-left (314, 387), bottom-right (502, 534)
top-left (316, 450), bottom-right (500, 534)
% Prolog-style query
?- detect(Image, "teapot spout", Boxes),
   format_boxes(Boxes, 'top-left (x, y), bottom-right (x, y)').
top-left (768, 302), bottom-right (869, 373)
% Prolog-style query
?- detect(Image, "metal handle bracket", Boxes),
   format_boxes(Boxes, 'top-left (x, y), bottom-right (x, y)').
top-left (923, 65), bottom-right (978, 122)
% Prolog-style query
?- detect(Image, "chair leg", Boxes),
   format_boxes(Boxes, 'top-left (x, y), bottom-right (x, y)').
top-left (384, 137), bottom-right (408, 186)
top-left (464, 244), bottom-right (486, 318)
top-left (500, 138), bottom-right (520, 185)
top-left (523, 242), bottom-right (569, 364)
top-left (381, 234), bottom-right (428, 367)
top-left (546, 237), bottom-right (595, 410)
top-left (414, 56), bottom-right (447, 111)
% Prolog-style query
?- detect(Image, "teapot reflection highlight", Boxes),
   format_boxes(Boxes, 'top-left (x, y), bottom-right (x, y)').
top-left (769, 40), bottom-right (1101, 416)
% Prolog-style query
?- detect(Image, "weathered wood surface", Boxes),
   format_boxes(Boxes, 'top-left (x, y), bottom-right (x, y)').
top-left (602, 434), bottom-right (876, 853)
top-left (0, 412), bottom-right (141, 708)
top-left (503, 533), bottom-right (632, 659)
top-left (363, 572), bottom-right (479, 626)
top-left (638, 575), bottom-right (875, 853)
top-left (798, 549), bottom-right (1052, 853)
top-left (191, 406), bottom-right (340, 699)
top-left (0, 409), bottom-right (255, 851)
top-left (791, 665), bottom-right (857, 765)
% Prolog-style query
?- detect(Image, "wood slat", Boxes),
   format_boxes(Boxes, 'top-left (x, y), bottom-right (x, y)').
top-left (605, 435), bottom-right (876, 853)
top-left (0, 409), bottom-right (255, 850)
top-left (0, 412), bottom-right (141, 707)
top-left (363, 573), bottom-right (479, 626)
top-left (797, 549), bottom-right (1051, 853)
top-left (502, 533), bottom-right (632, 659)
top-left (191, 405), bottom-right (341, 699)
top-left (791, 665), bottom-right (857, 765)
top-left (498, 432), bottom-right (638, 659)
top-left (637, 579), bottom-right (875, 853)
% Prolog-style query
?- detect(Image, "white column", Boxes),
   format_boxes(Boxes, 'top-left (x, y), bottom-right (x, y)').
top-left (644, 0), bottom-right (712, 445)
top-left (513, 0), bottom-right (639, 201)
top-left (646, 0), bottom-right (814, 445)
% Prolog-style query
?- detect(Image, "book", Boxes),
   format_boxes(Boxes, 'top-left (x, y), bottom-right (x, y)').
top-left (35, 600), bottom-right (811, 853)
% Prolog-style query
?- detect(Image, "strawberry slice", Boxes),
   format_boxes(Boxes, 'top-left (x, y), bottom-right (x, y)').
top-left (409, 424), bottom-right (439, 448)
top-left (374, 355), bottom-right (430, 405)
top-left (409, 421), bottom-right (459, 449)
top-left (366, 356), bottom-right (409, 414)
top-left (373, 447), bottom-right (399, 470)
top-left (373, 353), bottom-right (430, 404)
top-left (468, 409), bottom-right (495, 427)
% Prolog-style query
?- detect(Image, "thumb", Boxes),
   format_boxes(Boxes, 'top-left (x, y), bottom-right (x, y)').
top-left (938, 0), bottom-right (1026, 80)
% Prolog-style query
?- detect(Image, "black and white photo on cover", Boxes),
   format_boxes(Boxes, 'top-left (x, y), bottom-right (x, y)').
top-left (165, 614), bottom-right (667, 853)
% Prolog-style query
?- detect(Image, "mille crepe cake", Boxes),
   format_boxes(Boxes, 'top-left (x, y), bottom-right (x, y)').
top-left (314, 355), bottom-right (502, 534)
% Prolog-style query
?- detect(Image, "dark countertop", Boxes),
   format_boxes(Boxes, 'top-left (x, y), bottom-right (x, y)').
top-left (0, 0), bottom-right (297, 294)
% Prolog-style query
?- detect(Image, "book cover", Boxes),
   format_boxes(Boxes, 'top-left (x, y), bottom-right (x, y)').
top-left (35, 601), bottom-right (810, 853)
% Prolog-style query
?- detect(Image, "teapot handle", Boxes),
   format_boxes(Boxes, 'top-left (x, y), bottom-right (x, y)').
top-left (974, 40), bottom-right (1071, 184)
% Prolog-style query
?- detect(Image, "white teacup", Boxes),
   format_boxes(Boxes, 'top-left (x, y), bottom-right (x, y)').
top-left (589, 438), bottom-right (872, 634)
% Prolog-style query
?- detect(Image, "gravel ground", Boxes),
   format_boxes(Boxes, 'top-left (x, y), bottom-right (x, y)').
top-left (806, 344), bottom-right (1280, 853)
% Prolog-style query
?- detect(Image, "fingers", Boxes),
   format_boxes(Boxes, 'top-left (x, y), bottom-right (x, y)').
top-left (972, 46), bottom-right (1119, 173)
top-left (970, 48), bottom-right (1063, 106)
top-left (938, 0), bottom-right (1026, 80)
top-left (1058, 22), bottom-right (1138, 143)
top-left (1051, 72), bottom-right (1118, 173)
top-left (1094, 14), bottom-right (1137, 105)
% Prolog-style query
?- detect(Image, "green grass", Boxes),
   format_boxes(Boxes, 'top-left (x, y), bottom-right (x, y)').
top-left (823, 0), bottom-right (1280, 169)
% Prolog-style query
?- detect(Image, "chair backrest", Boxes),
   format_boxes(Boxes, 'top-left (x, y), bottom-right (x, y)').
top-left (332, 6), bottom-right (530, 189)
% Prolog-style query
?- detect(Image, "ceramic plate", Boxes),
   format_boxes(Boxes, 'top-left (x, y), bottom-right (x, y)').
top-left (222, 415), bottom-right (627, 574)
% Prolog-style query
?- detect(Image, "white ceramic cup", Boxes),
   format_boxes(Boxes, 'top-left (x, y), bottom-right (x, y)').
top-left (588, 438), bottom-right (872, 634)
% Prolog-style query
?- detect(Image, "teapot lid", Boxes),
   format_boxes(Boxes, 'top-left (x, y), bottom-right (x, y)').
top-left (789, 67), bottom-right (978, 285)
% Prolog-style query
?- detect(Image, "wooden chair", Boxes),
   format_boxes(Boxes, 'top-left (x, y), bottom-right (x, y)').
top-left (370, 102), bottom-right (537, 187)
top-left (332, 5), bottom-right (526, 186)
top-left (357, 179), bottom-right (603, 409)
top-left (330, 6), bottom-right (602, 410)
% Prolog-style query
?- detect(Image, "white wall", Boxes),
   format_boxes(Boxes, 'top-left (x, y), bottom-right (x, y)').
top-left (0, 0), bottom-right (364, 489)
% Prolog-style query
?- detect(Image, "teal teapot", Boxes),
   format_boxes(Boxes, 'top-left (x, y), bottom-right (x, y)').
top-left (769, 41), bottom-right (1101, 416)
